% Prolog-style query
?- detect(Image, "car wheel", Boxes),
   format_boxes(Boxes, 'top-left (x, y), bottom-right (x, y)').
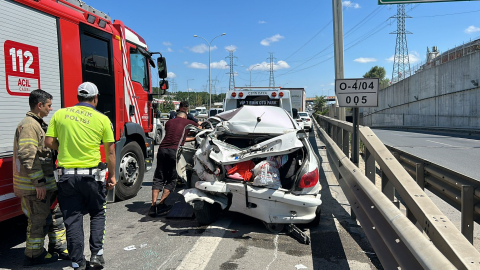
top-left (307, 206), bottom-right (321, 227)
top-left (193, 200), bottom-right (221, 225)
top-left (263, 222), bottom-right (285, 234)
top-left (155, 129), bottom-right (162, 145)
top-left (116, 141), bottom-right (145, 201)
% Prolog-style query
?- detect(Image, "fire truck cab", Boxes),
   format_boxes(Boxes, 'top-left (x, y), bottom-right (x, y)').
top-left (0, 0), bottom-right (168, 221)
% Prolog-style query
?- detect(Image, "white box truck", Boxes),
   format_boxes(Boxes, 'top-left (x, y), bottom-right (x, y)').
top-left (283, 88), bottom-right (306, 112)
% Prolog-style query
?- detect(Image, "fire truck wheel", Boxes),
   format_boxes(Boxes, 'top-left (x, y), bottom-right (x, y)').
top-left (155, 129), bottom-right (162, 145)
top-left (116, 141), bottom-right (145, 200)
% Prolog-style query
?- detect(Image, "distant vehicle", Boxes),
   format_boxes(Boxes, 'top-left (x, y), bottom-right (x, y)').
top-left (298, 112), bottom-right (312, 131)
top-left (148, 109), bottom-right (165, 145)
top-left (208, 108), bottom-right (224, 117)
top-left (282, 88), bottom-right (306, 112)
top-left (224, 87), bottom-right (293, 116)
top-left (292, 108), bottom-right (305, 130)
top-left (195, 106), bottom-right (208, 118)
top-left (190, 109), bottom-right (199, 116)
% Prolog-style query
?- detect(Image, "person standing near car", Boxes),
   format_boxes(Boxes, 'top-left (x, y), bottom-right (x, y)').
top-left (13, 89), bottom-right (69, 266)
top-left (169, 100), bottom-right (200, 123)
top-left (149, 111), bottom-right (200, 217)
top-left (45, 82), bottom-right (116, 270)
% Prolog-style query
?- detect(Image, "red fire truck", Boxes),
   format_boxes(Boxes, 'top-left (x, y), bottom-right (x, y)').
top-left (0, 0), bottom-right (168, 221)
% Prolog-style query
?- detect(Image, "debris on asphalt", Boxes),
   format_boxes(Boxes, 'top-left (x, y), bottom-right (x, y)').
top-left (124, 245), bottom-right (136, 251)
top-left (140, 244), bottom-right (148, 248)
top-left (287, 224), bottom-right (310, 245)
top-left (295, 264), bottom-right (308, 270)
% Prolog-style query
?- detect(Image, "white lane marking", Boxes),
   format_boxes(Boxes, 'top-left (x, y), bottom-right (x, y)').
top-left (265, 234), bottom-right (279, 270)
top-left (426, 140), bottom-right (456, 147)
top-left (176, 218), bottom-right (232, 270)
top-left (0, 192), bottom-right (15, 202)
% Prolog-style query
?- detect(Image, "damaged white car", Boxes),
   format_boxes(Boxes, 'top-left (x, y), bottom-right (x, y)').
top-left (176, 106), bottom-right (322, 233)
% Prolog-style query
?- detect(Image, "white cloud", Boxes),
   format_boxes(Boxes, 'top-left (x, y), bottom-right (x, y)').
top-left (260, 34), bottom-right (284, 46)
top-left (163, 41), bottom-right (172, 46)
top-left (386, 51), bottom-right (421, 64)
top-left (259, 20), bottom-right (266, 24)
top-left (187, 62), bottom-right (207, 69)
top-left (211, 60), bottom-right (228, 69)
top-left (342, 1), bottom-right (360, 8)
top-left (167, 72), bottom-right (176, 78)
top-left (188, 44), bottom-right (217, 53)
top-left (248, 60), bottom-right (290, 71)
top-left (183, 61), bottom-right (189, 65)
top-left (225, 45), bottom-right (237, 51)
top-left (167, 48), bottom-right (173, 52)
top-left (354, 57), bottom-right (377, 63)
top-left (329, 83), bottom-right (335, 86)
top-left (320, 84), bottom-right (325, 87)
top-left (465, 25), bottom-right (480, 34)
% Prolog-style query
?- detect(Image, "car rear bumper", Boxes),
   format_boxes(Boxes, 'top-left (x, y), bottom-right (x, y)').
top-left (195, 181), bottom-right (322, 224)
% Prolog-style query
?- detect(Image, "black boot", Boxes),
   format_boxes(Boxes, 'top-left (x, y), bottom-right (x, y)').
top-left (23, 250), bottom-right (59, 266)
top-left (48, 247), bottom-right (70, 260)
top-left (90, 254), bottom-right (105, 267)
top-left (73, 259), bottom-right (87, 270)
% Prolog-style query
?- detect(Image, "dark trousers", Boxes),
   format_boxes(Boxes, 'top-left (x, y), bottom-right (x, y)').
top-left (57, 174), bottom-right (106, 265)
top-left (152, 148), bottom-right (178, 191)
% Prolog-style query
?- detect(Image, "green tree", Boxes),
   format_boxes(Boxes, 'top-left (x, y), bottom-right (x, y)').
top-left (363, 66), bottom-right (390, 87)
top-left (313, 95), bottom-right (327, 114)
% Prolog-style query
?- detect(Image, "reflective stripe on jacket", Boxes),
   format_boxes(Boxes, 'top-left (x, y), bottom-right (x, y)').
top-left (13, 112), bottom-right (57, 197)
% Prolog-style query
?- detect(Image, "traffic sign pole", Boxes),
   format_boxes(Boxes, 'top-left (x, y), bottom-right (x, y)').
top-left (352, 108), bottom-right (359, 166)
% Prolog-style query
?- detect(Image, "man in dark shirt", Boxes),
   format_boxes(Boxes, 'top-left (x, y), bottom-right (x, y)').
top-left (169, 101), bottom-right (200, 123)
top-left (149, 111), bottom-right (199, 216)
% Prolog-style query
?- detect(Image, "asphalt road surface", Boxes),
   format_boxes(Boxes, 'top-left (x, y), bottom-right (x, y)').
top-left (372, 128), bottom-right (480, 251)
top-left (372, 129), bottom-right (480, 180)
top-left (0, 129), bottom-right (381, 270)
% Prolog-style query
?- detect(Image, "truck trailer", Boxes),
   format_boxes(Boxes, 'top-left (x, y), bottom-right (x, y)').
top-left (283, 88), bottom-right (306, 112)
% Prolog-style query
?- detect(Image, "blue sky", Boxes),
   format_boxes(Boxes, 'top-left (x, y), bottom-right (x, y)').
top-left (91, 0), bottom-right (480, 97)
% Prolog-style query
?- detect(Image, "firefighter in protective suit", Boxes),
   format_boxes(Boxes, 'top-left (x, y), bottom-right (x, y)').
top-left (13, 89), bottom-right (68, 266)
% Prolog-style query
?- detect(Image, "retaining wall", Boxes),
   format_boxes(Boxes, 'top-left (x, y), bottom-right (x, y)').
top-left (361, 51), bottom-right (480, 128)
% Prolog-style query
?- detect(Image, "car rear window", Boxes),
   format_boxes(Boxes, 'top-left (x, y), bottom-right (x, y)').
top-left (299, 113), bottom-right (308, 117)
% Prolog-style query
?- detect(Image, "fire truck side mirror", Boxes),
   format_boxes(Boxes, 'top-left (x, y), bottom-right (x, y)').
top-left (157, 57), bottom-right (168, 79)
top-left (159, 80), bottom-right (169, 95)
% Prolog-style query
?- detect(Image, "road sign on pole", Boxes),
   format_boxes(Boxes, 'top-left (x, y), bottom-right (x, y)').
top-left (379, 0), bottom-right (473, 4)
top-left (335, 78), bottom-right (379, 107)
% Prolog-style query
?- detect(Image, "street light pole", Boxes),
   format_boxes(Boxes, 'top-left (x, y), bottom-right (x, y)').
top-left (194, 33), bottom-right (226, 109)
top-left (249, 64), bottom-right (261, 87)
top-left (187, 79), bottom-right (194, 102)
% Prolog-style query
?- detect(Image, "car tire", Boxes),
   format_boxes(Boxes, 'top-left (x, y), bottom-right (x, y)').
top-left (193, 200), bottom-right (221, 226)
top-left (155, 129), bottom-right (162, 145)
top-left (116, 141), bottom-right (145, 201)
top-left (307, 206), bottom-right (322, 228)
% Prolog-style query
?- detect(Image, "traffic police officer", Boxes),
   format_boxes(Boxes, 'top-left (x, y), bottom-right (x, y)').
top-left (13, 89), bottom-right (68, 266)
top-left (45, 82), bottom-right (117, 270)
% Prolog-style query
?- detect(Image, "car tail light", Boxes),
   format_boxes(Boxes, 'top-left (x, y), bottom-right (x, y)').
top-left (306, 119), bottom-right (311, 121)
top-left (239, 92), bottom-right (244, 97)
top-left (299, 168), bottom-right (319, 188)
top-left (232, 92), bottom-right (236, 97)
top-left (279, 92), bottom-right (284, 97)
top-left (272, 92), bottom-right (277, 97)
top-left (296, 119), bottom-right (303, 122)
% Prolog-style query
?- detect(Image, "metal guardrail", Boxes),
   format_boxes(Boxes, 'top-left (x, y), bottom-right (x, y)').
top-left (314, 115), bottom-right (480, 269)
top-left (384, 145), bottom-right (480, 243)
